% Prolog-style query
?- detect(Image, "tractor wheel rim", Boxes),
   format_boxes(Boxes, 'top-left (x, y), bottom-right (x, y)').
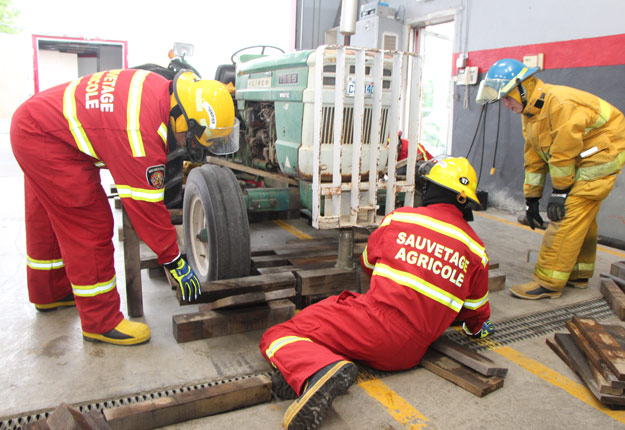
top-left (189, 195), bottom-right (210, 277)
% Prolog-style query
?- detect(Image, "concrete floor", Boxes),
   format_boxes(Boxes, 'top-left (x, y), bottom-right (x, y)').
top-left (2, 128), bottom-right (625, 429)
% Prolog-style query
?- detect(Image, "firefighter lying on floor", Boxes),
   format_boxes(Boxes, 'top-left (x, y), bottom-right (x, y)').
top-left (259, 156), bottom-right (494, 430)
top-left (10, 69), bottom-right (238, 345)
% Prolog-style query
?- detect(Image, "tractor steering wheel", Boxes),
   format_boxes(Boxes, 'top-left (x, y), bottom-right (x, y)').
top-left (230, 45), bottom-right (285, 64)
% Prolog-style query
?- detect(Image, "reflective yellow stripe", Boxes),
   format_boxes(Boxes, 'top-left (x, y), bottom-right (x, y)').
top-left (63, 77), bottom-right (99, 159)
top-left (379, 213), bottom-right (393, 227)
top-left (576, 149), bottom-right (625, 181)
top-left (94, 161), bottom-right (106, 168)
top-left (157, 123), bottom-right (168, 144)
top-left (501, 67), bottom-right (529, 95)
top-left (27, 256), bottom-right (64, 270)
top-left (116, 184), bottom-right (164, 202)
top-left (265, 336), bottom-right (312, 359)
top-left (549, 163), bottom-right (575, 178)
top-left (373, 263), bottom-right (464, 312)
top-left (463, 291), bottom-right (489, 310)
top-left (127, 70), bottom-right (150, 157)
top-left (535, 264), bottom-right (570, 281)
top-left (389, 212), bottom-right (488, 267)
top-left (525, 171), bottom-right (546, 187)
top-left (585, 99), bottom-right (611, 134)
top-left (362, 246), bottom-right (375, 270)
top-left (573, 262), bottom-right (594, 272)
top-left (72, 275), bottom-right (116, 297)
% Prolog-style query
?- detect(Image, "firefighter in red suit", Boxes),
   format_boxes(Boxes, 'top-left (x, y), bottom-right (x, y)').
top-left (10, 69), bottom-right (238, 345)
top-left (259, 156), bottom-right (494, 430)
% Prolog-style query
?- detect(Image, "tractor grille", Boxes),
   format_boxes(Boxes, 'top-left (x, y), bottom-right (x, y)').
top-left (320, 106), bottom-right (389, 145)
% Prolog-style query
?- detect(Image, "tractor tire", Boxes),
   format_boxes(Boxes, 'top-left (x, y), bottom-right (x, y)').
top-left (183, 164), bottom-right (251, 282)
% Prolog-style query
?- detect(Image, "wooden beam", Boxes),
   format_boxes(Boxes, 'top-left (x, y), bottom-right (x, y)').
top-left (103, 375), bottom-right (271, 430)
top-left (173, 299), bottom-right (295, 343)
top-left (199, 288), bottom-right (295, 310)
top-left (122, 208), bottom-right (143, 318)
top-left (600, 278), bottom-right (625, 321)
top-left (554, 333), bottom-right (625, 405)
top-left (256, 261), bottom-right (336, 275)
top-left (420, 349), bottom-right (504, 397)
top-left (571, 316), bottom-right (625, 381)
top-left (206, 155), bottom-right (299, 186)
top-left (487, 270), bottom-right (506, 292)
top-left (47, 403), bottom-right (93, 430)
top-left (429, 337), bottom-right (508, 377)
top-left (295, 267), bottom-right (358, 297)
top-left (177, 272), bottom-right (296, 305)
top-left (610, 261), bottom-right (625, 280)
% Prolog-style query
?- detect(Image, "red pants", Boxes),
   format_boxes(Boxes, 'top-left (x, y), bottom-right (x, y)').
top-left (259, 291), bottom-right (428, 395)
top-left (11, 104), bottom-right (124, 334)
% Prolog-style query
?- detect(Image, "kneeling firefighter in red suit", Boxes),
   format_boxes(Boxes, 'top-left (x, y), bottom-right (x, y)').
top-left (11, 69), bottom-right (238, 345)
top-left (259, 156), bottom-right (494, 430)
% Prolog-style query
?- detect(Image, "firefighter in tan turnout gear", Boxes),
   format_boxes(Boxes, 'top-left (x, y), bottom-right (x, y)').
top-left (477, 58), bottom-right (625, 299)
top-left (259, 156), bottom-right (494, 430)
top-left (10, 69), bottom-right (238, 345)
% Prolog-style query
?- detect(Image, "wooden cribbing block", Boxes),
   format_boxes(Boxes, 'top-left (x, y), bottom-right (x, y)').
top-left (84, 411), bottom-right (112, 430)
top-left (600, 278), bottom-right (625, 321)
top-left (103, 375), bottom-right (271, 430)
top-left (430, 336), bottom-right (508, 377)
top-left (420, 349), bottom-right (504, 397)
top-left (611, 261), bottom-right (625, 280)
top-left (177, 272), bottom-right (296, 305)
top-left (602, 273), bottom-right (625, 290)
top-left (253, 250), bottom-right (337, 269)
top-left (288, 255), bottom-right (338, 266)
top-left (572, 316), bottom-right (625, 381)
top-left (173, 299), bottom-right (295, 343)
top-left (296, 267), bottom-right (358, 296)
top-left (199, 288), bottom-right (295, 310)
top-left (546, 336), bottom-right (574, 369)
top-left (47, 403), bottom-right (92, 430)
top-left (554, 333), bottom-right (625, 405)
top-left (488, 270), bottom-right (506, 292)
top-left (256, 261), bottom-right (335, 275)
top-left (22, 420), bottom-right (51, 430)
top-left (488, 262), bottom-right (499, 270)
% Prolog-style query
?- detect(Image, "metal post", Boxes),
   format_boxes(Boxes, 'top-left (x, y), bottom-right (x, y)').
top-left (335, 228), bottom-right (355, 270)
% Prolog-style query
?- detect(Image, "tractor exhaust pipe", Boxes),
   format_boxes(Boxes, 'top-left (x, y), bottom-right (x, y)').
top-left (340, 0), bottom-right (358, 46)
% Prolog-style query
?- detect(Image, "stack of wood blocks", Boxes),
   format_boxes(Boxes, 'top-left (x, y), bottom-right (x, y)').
top-left (547, 316), bottom-right (625, 407)
top-left (600, 261), bottom-right (625, 320)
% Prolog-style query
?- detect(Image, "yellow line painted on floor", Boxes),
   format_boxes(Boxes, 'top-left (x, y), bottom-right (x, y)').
top-left (357, 377), bottom-right (430, 429)
top-left (273, 220), bottom-right (313, 240)
top-left (474, 211), bottom-right (625, 258)
top-left (487, 343), bottom-right (625, 425)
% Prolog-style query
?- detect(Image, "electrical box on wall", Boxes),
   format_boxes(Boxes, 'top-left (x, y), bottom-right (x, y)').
top-left (523, 53), bottom-right (544, 70)
top-left (455, 66), bottom-right (478, 85)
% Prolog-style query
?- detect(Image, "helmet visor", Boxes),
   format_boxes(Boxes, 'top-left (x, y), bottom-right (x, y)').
top-left (475, 78), bottom-right (510, 105)
top-left (202, 118), bottom-right (240, 155)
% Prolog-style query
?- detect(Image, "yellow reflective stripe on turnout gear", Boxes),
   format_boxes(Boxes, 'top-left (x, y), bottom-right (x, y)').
top-left (535, 264), bottom-right (570, 281)
top-left (573, 262), bottom-right (594, 272)
top-left (501, 67), bottom-right (530, 95)
top-left (524, 171), bottom-right (546, 187)
top-left (127, 70), bottom-right (150, 157)
top-left (63, 77), bottom-right (99, 159)
top-left (549, 163), bottom-right (575, 179)
top-left (389, 212), bottom-right (488, 267)
top-left (585, 99), bottom-right (611, 134)
top-left (116, 184), bottom-right (164, 202)
top-left (463, 291), bottom-right (489, 310)
top-left (72, 275), bottom-right (116, 297)
top-left (362, 246), bottom-right (375, 270)
top-left (265, 336), bottom-right (312, 359)
top-left (26, 255), bottom-right (64, 270)
top-left (373, 263), bottom-right (464, 312)
top-left (575, 149), bottom-right (625, 181)
top-left (157, 123), bottom-right (167, 144)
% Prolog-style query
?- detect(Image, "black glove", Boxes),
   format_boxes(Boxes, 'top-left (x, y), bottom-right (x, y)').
top-left (525, 197), bottom-right (544, 230)
top-left (547, 188), bottom-right (570, 222)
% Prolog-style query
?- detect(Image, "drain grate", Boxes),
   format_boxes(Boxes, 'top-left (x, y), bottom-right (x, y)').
top-left (0, 299), bottom-right (615, 429)
top-left (445, 298), bottom-right (614, 351)
top-left (0, 373), bottom-right (270, 430)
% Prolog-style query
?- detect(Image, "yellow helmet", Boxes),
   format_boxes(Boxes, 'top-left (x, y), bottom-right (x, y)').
top-left (419, 155), bottom-right (480, 205)
top-left (172, 70), bottom-right (239, 154)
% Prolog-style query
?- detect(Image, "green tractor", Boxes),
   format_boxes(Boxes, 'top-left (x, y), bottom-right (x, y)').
top-left (178, 44), bottom-right (423, 283)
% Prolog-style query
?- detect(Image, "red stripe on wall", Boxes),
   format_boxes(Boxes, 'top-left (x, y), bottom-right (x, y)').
top-left (453, 33), bottom-right (625, 75)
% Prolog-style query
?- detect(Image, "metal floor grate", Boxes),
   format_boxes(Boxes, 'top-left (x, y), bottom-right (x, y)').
top-left (0, 299), bottom-right (615, 429)
top-left (0, 373), bottom-right (269, 430)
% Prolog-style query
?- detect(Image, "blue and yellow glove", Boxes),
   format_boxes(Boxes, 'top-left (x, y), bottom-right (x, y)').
top-left (165, 256), bottom-right (201, 301)
top-left (462, 319), bottom-right (495, 339)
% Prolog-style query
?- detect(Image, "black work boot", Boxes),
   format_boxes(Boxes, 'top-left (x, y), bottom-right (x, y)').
top-left (271, 370), bottom-right (298, 400)
top-left (283, 360), bottom-right (358, 430)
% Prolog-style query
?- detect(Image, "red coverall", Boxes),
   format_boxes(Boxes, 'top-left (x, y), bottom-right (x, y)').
top-left (259, 204), bottom-right (490, 395)
top-left (10, 69), bottom-right (179, 333)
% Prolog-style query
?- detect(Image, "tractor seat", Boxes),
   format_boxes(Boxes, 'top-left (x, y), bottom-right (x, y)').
top-left (215, 64), bottom-right (236, 86)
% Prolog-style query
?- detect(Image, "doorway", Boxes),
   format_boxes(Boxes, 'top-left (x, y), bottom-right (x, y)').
top-left (33, 35), bottom-right (127, 93)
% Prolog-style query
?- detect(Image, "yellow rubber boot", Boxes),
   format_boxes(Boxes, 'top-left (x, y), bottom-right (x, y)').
top-left (34, 293), bottom-right (76, 312)
top-left (82, 319), bottom-right (151, 346)
top-left (510, 281), bottom-right (562, 300)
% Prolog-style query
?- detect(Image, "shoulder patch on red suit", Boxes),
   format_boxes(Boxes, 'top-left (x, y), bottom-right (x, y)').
top-left (146, 164), bottom-right (165, 189)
